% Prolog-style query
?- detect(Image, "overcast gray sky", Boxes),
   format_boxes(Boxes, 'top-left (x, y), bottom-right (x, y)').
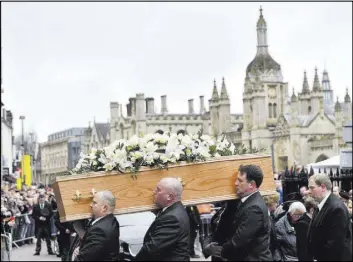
top-left (2, 2), bottom-right (352, 142)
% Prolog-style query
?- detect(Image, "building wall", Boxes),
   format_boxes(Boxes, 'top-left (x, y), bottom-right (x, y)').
top-left (41, 138), bottom-right (69, 176)
top-left (1, 119), bottom-right (13, 175)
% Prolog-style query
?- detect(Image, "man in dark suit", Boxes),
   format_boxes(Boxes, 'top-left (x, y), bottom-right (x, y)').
top-left (185, 205), bottom-right (201, 259)
top-left (308, 173), bottom-right (352, 261)
top-left (295, 196), bottom-right (317, 261)
top-left (54, 210), bottom-right (74, 261)
top-left (215, 164), bottom-right (272, 261)
top-left (73, 190), bottom-right (120, 261)
top-left (32, 194), bottom-right (54, 256)
top-left (134, 177), bottom-right (190, 261)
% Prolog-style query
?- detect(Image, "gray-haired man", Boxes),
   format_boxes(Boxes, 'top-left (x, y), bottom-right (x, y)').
top-left (73, 190), bottom-right (120, 261)
top-left (134, 177), bottom-right (191, 261)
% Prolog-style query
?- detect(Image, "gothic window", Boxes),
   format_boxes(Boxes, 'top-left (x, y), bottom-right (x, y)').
top-left (268, 103), bottom-right (273, 118)
top-left (308, 106), bottom-right (312, 114)
top-left (273, 103), bottom-right (277, 118)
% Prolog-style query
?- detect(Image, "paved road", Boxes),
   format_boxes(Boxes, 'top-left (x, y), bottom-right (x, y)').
top-left (11, 242), bottom-right (209, 261)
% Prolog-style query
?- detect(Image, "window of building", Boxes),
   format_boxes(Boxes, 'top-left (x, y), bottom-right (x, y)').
top-left (273, 103), bottom-right (277, 118)
top-left (308, 106), bottom-right (312, 114)
top-left (268, 103), bottom-right (273, 118)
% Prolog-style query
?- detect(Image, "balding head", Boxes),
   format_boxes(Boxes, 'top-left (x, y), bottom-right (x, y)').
top-left (153, 177), bottom-right (183, 208)
top-left (90, 190), bottom-right (116, 219)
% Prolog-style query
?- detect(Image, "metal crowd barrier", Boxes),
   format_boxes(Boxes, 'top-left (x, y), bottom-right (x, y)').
top-left (1, 232), bottom-right (12, 261)
top-left (11, 210), bottom-right (58, 249)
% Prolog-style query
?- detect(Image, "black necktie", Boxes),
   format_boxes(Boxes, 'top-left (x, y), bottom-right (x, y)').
top-left (312, 207), bottom-right (319, 220)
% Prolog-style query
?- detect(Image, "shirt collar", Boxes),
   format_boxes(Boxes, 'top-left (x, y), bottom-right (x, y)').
top-left (318, 192), bottom-right (331, 211)
top-left (241, 190), bottom-right (259, 203)
top-left (91, 215), bottom-right (106, 226)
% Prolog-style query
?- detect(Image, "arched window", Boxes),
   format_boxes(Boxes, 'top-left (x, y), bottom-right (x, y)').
top-left (308, 106), bottom-right (312, 114)
top-left (155, 130), bottom-right (164, 135)
top-left (273, 103), bottom-right (277, 118)
top-left (268, 103), bottom-right (273, 118)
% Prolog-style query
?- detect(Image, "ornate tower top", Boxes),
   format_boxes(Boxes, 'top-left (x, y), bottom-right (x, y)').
top-left (312, 67), bottom-right (321, 91)
top-left (246, 7), bottom-right (281, 77)
top-left (335, 97), bottom-right (341, 112)
top-left (321, 70), bottom-right (331, 90)
top-left (212, 79), bottom-right (219, 100)
top-left (344, 87), bottom-right (351, 103)
top-left (302, 71), bottom-right (310, 94)
top-left (291, 87), bottom-right (298, 102)
top-left (220, 77), bottom-right (229, 99)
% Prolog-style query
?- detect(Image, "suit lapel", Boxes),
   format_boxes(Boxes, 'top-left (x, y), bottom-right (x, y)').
top-left (144, 202), bottom-right (180, 242)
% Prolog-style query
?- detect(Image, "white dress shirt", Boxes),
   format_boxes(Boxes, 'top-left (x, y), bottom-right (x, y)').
top-left (317, 192), bottom-right (331, 212)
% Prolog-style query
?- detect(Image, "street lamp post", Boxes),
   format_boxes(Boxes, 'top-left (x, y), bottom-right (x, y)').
top-left (19, 115), bottom-right (25, 185)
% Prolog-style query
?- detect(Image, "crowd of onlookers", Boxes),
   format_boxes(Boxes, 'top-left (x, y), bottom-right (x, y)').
top-left (1, 179), bottom-right (57, 246)
top-left (263, 181), bottom-right (352, 261)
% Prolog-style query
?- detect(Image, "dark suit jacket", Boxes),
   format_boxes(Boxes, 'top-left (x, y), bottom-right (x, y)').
top-left (185, 206), bottom-right (201, 227)
top-left (294, 212), bottom-right (311, 261)
top-left (134, 201), bottom-right (190, 261)
top-left (308, 194), bottom-right (352, 261)
top-left (75, 214), bottom-right (120, 261)
top-left (202, 199), bottom-right (240, 261)
top-left (32, 202), bottom-right (53, 234)
top-left (221, 191), bottom-right (273, 261)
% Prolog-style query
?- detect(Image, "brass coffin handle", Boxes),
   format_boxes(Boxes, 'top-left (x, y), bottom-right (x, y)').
top-left (72, 189), bottom-right (96, 202)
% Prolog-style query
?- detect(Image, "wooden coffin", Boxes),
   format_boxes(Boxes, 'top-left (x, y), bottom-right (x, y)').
top-left (53, 154), bottom-right (276, 222)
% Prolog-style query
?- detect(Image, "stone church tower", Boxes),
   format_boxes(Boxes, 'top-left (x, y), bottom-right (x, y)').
top-left (242, 7), bottom-right (288, 151)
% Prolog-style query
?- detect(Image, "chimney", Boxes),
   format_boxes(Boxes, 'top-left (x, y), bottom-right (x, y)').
top-left (145, 97), bottom-right (155, 114)
top-left (161, 95), bottom-right (168, 114)
top-left (126, 103), bottom-right (131, 117)
top-left (188, 99), bottom-right (194, 114)
top-left (199, 96), bottom-right (205, 114)
top-left (6, 110), bottom-right (13, 126)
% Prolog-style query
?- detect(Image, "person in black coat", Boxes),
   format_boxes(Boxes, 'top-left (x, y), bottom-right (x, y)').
top-left (308, 173), bottom-right (352, 261)
top-left (219, 165), bottom-right (273, 261)
top-left (134, 177), bottom-right (190, 261)
top-left (32, 194), bottom-right (54, 256)
top-left (294, 197), bottom-right (317, 261)
top-left (185, 205), bottom-right (201, 258)
top-left (54, 210), bottom-right (74, 261)
top-left (202, 199), bottom-right (241, 261)
top-left (73, 190), bottom-right (120, 261)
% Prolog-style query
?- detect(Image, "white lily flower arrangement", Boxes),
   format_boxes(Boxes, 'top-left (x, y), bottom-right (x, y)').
top-left (71, 131), bottom-right (264, 177)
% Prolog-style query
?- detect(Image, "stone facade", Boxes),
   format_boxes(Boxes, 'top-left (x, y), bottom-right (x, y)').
top-left (40, 127), bottom-right (86, 184)
top-left (1, 106), bottom-right (14, 176)
top-left (105, 8), bottom-right (352, 172)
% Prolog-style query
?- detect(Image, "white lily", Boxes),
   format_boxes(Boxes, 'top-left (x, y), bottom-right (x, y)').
top-left (144, 142), bottom-right (159, 154)
top-left (145, 154), bottom-right (154, 165)
top-left (181, 135), bottom-right (193, 147)
top-left (126, 135), bottom-right (140, 148)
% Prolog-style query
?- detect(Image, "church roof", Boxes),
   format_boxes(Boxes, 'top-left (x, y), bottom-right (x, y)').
top-left (284, 112), bottom-right (335, 127)
top-left (246, 54), bottom-right (281, 75)
top-left (95, 123), bottom-right (110, 141)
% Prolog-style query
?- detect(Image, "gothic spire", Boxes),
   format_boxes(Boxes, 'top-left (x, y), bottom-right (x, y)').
top-left (312, 67), bottom-right (321, 91)
top-left (302, 71), bottom-right (310, 94)
top-left (256, 6), bottom-right (268, 55)
top-left (344, 87), bottom-right (351, 103)
top-left (335, 97), bottom-right (341, 112)
top-left (321, 69), bottom-right (331, 90)
top-left (291, 87), bottom-right (297, 102)
top-left (220, 77), bottom-right (229, 99)
top-left (212, 79), bottom-right (219, 100)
